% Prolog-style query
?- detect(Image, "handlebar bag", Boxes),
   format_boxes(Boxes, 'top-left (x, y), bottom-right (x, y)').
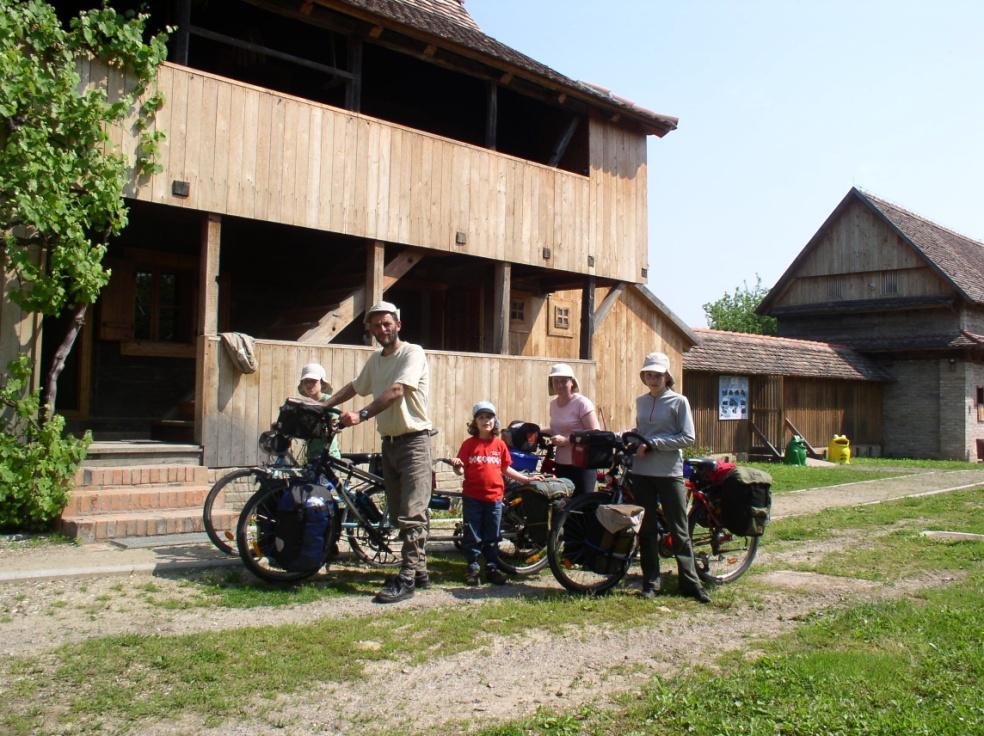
top-left (275, 399), bottom-right (329, 441)
top-left (720, 466), bottom-right (773, 537)
top-left (504, 421), bottom-right (541, 453)
top-left (570, 430), bottom-right (619, 469)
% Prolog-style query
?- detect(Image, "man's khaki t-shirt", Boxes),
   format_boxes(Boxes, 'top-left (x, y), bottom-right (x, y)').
top-left (352, 341), bottom-right (431, 437)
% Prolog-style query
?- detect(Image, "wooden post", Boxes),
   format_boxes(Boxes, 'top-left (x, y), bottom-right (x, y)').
top-left (580, 275), bottom-right (595, 359)
top-left (346, 37), bottom-right (363, 112)
top-left (198, 213), bottom-right (221, 336)
top-left (365, 240), bottom-right (384, 345)
top-left (492, 262), bottom-right (510, 355)
top-left (485, 81), bottom-right (498, 150)
top-left (195, 213), bottom-right (220, 446)
top-left (173, 0), bottom-right (191, 65)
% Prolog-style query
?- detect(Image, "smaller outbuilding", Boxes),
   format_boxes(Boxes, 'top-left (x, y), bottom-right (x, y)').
top-left (682, 328), bottom-right (890, 459)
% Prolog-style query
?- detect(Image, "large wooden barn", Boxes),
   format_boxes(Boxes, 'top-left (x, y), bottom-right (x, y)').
top-left (0, 0), bottom-right (697, 539)
top-left (758, 188), bottom-right (984, 461)
top-left (683, 329), bottom-right (889, 459)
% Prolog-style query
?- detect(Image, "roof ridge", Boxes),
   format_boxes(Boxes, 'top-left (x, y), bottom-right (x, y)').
top-left (857, 188), bottom-right (984, 250)
top-left (694, 328), bottom-right (855, 350)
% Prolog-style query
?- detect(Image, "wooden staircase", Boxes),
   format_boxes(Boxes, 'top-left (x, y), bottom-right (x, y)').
top-left (59, 442), bottom-right (231, 544)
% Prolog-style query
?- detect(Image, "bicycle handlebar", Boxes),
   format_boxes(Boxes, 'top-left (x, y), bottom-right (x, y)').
top-left (620, 431), bottom-right (655, 453)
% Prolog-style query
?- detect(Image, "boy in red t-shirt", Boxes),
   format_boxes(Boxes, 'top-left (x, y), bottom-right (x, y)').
top-left (451, 401), bottom-right (542, 585)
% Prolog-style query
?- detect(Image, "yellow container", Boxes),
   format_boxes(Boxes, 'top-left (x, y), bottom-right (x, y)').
top-left (828, 435), bottom-right (852, 464)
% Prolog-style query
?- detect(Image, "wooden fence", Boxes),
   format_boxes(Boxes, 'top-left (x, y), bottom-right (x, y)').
top-left (197, 336), bottom-right (596, 468)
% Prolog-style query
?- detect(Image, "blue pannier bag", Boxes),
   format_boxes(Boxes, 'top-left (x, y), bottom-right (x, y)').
top-left (262, 481), bottom-right (334, 571)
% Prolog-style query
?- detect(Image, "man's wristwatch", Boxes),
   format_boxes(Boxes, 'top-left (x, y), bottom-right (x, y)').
top-left (358, 408), bottom-right (370, 422)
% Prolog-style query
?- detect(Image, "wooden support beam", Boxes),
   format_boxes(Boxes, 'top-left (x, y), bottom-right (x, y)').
top-left (345, 37), bottom-right (363, 111)
top-left (173, 0), bottom-right (191, 65)
top-left (549, 115), bottom-right (580, 167)
top-left (365, 241), bottom-right (385, 345)
top-left (299, 249), bottom-right (423, 343)
top-left (593, 283), bottom-right (625, 328)
top-left (485, 81), bottom-right (498, 150)
top-left (750, 421), bottom-right (783, 460)
top-left (188, 26), bottom-right (356, 79)
top-left (197, 213), bottom-right (221, 336)
top-left (580, 276), bottom-right (595, 360)
top-left (492, 263), bottom-right (511, 355)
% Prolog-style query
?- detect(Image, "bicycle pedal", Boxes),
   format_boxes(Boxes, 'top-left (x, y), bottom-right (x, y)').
top-left (561, 558), bottom-right (574, 569)
top-left (224, 530), bottom-right (234, 541)
top-left (526, 550), bottom-right (545, 564)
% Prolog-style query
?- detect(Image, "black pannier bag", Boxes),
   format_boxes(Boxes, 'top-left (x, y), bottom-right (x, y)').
top-left (503, 420), bottom-right (541, 453)
top-left (258, 480), bottom-right (335, 571)
top-left (570, 430), bottom-right (619, 469)
top-left (275, 399), bottom-right (328, 441)
top-left (508, 478), bottom-right (574, 546)
top-left (719, 466), bottom-right (773, 537)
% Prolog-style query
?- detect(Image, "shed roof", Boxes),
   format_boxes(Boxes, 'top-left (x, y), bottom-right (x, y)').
top-left (325, 0), bottom-right (678, 136)
top-left (683, 329), bottom-right (891, 381)
top-left (760, 187), bottom-right (984, 312)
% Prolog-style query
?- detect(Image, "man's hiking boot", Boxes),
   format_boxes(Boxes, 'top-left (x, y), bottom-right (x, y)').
top-left (465, 569), bottom-right (481, 586)
top-left (374, 574), bottom-right (415, 603)
top-left (414, 571), bottom-right (431, 590)
top-left (641, 577), bottom-right (661, 599)
top-left (486, 567), bottom-right (508, 586)
top-left (680, 584), bottom-right (711, 604)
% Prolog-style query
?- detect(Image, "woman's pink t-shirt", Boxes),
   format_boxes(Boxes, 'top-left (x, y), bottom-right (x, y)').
top-left (549, 393), bottom-right (596, 465)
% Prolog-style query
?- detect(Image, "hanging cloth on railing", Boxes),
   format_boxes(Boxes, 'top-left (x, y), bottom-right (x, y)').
top-left (220, 332), bottom-right (258, 374)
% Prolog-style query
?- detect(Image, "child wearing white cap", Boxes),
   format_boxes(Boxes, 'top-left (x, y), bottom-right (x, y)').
top-left (298, 363), bottom-right (341, 460)
top-left (450, 400), bottom-right (543, 585)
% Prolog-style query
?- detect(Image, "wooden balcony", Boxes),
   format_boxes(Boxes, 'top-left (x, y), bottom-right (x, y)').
top-left (93, 60), bottom-right (649, 283)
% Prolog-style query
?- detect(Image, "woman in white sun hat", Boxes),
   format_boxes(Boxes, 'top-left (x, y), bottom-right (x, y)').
top-left (298, 362), bottom-right (341, 460)
top-left (543, 362), bottom-right (601, 496)
top-left (629, 351), bottom-right (709, 604)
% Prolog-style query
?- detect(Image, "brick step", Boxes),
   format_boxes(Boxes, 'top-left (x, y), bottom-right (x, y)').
top-left (60, 508), bottom-right (239, 544)
top-left (74, 464), bottom-right (209, 488)
top-left (64, 484), bottom-right (212, 516)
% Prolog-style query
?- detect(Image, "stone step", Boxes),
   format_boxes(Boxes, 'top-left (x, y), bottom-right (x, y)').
top-left (60, 508), bottom-right (238, 544)
top-left (64, 485), bottom-right (212, 516)
top-left (82, 441), bottom-right (202, 467)
top-left (74, 464), bottom-right (209, 488)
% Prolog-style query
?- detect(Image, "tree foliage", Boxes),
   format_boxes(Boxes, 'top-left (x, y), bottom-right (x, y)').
top-left (0, 0), bottom-right (168, 317)
top-left (702, 274), bottom-right (778, 335)
top-left (0, 355), bottom-right (90, 531)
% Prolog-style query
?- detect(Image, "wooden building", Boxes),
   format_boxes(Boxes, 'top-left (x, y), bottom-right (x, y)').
top-left (683, 329), bottom-right (888, 459)
top-left (758, 188), bottom-right (984, 461)
top-left (0, 0), bottom-right (699, 538)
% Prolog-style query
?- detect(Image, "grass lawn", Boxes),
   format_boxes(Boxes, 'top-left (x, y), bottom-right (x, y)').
top-left (2, 487), bottom-right (980, 735)
top-left (744, 462), bottom-right (908, 492)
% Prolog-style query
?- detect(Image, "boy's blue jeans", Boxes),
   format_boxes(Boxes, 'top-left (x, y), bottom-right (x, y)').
top-left (461, 496), bottom-right (503, 571)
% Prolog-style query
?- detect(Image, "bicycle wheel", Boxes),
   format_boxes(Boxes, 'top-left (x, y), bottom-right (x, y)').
top-left (547, 492), bottom-right (632, 594)
top-left (346, 486), bottom-right (401, 567)
top-left (236, 482), bottom-right (339, 584)
top-left (497, 486), bottom-right (550, 575)
top-left (203, 468), bottom-right (264, 555)
top-left (688, 511), bottom-right (759, 584)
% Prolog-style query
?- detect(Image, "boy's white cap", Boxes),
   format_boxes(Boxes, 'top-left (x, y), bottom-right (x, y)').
top-left (547, 363), bottom-right (579, 395)
top-left (364, 301), bottom-right (400, 324)
top-left (640, 352), bottom-right (671, 374)
top-left (472, 400), bottom-right (497, 417)
top-left (300, 363), bottom-right (326, 382)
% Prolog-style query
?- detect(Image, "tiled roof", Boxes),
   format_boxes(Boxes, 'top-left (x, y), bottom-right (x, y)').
top-left (826, 330), bottom-right (984, 353)
top-left (858, 190), bottom-right (984, 304)
top-left (683, 329), bottom-right (891, 381)
top-left (331, 0), bottom-right (678, 135)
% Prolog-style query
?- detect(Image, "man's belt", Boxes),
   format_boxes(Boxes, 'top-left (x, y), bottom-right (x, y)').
top-left (381, 429), bottom-right (431, 443)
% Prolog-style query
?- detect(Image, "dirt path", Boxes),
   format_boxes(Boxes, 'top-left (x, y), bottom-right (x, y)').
top-left (1, 469), bottom-right (981, 735)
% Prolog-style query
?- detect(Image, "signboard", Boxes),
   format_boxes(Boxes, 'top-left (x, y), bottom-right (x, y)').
top-left (718, 376), bottom-right (749, 420)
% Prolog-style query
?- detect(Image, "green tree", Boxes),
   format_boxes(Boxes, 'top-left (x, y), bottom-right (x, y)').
top-left (0, 0), bottom-right (168, 412)
top-left (702, 275), bottom-right (778, 335)
top-left (0, 1), bottom-right (167, 530)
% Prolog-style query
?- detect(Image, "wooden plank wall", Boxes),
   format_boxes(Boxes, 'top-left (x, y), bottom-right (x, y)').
top-left (199, 336), bottom-right (596, 468)
top-left (87, 59), bottom-right (648, 284)
top-left (774, 200), bottom-right (951, 307)
top-left (0, 264), bottom-right (42, 391)
top-left (684, 371), bottom-right (884, 455)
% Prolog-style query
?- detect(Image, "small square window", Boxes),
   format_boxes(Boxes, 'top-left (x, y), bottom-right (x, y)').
top-left (546, 296), bottom-right (574, 338)
top-left (510, 299), bottom-right (525, 322)
top-left (554, 306), bottom-right (570, 330)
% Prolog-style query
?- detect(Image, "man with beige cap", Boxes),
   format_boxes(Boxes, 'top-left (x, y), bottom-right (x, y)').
top-left (629, 351), bottom-right (710, 604)
top-left (321, 301), bottom-right (432, 603)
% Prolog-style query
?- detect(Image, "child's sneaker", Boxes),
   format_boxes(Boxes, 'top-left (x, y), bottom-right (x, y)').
top-left (486, 567), bottom-right (508, 586)
top-left (465, 569), bottom-right (481, 586)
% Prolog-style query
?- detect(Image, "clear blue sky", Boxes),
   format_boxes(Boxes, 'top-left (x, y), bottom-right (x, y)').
top-left (467, 1), bottom-right (984, 327)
